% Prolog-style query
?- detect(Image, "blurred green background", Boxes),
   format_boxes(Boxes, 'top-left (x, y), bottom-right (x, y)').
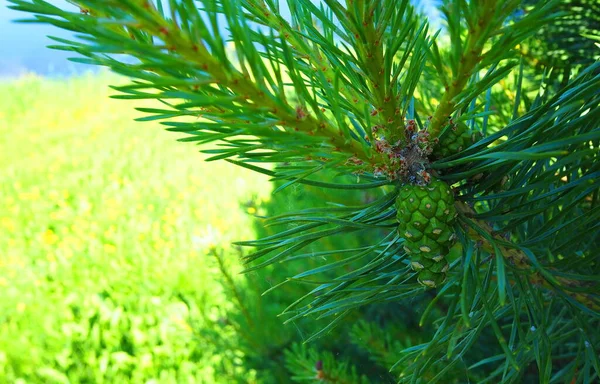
top-left (0, 72), bottom-right (275, 382)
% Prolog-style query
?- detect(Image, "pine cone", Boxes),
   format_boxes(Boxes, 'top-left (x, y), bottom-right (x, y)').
top-left (396, 179), bottom-right (457, 288)
top-left (434, 121), bottom-right (480, 159)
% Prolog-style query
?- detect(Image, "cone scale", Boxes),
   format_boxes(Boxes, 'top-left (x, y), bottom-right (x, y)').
top-left (396, 179), bottom-right (457, 288)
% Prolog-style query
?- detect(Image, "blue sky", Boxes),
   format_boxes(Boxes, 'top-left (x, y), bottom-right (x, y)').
top-left (1, 0), bottom-right (441, 78)
top-left (0, 0), bottom-right (93, 77)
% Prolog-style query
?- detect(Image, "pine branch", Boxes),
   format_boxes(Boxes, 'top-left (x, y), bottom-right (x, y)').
top-left (241, 0), bottom-right (378, 143)
top-left (118, 0), bottom-right (379, 164)
top-left (457, 202), bottom-right (600, 313)
top-left (340, 0), bottom-right (411, 145)
top-left (428, 0), bottom-right (559, 138)
top-left (284, 343), bottom-right (369, 384)
top-left (429, 0), bottom-right (503, 138)
top-left (348, 320), bottom-right (412, 373)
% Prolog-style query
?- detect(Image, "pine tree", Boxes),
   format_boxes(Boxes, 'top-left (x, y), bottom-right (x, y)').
top-left (8, 0), bottom-right (599, 382)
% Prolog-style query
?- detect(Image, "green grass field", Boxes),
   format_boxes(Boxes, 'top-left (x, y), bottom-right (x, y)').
top-left (0, 72), bottom-right (273, 383)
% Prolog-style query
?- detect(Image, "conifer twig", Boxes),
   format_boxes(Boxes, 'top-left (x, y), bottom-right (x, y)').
top-left (346, 0), bottom-right (407, 145)
top-left (244, 0), bottom-right (378, 142)
top-left (457, 202), bottom-right (600, 312)
top-left (94, 1), bottom-right (386, 166)
top-left (149, 17), bottom-right (378, 163)
top-left (428, 0), bottom-right (499, 138)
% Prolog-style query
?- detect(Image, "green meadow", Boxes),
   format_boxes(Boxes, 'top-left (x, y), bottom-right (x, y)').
top-left (0, 72), bottom-right (274, 383)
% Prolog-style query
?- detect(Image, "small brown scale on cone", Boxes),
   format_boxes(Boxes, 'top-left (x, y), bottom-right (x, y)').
top-left (396, 179), bottom-right (457, 288)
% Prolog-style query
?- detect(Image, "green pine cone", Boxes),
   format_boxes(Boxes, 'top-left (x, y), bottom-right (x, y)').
top-left (434, 121), bottom-right (479, 158)
top-left (396, 179), bottom-right (457, 288)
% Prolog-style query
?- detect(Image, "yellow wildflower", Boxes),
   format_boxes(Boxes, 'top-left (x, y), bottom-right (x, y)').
top-left (1, 217), bottom-right (15, 232)
top-left (42, 229), bottom-right (59, 245)
top-left (103, 243), bottom-right (117, 254)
